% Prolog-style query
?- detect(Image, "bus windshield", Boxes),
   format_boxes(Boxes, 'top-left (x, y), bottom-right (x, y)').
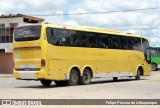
top-left (14, 25), bottom-right (41, 41)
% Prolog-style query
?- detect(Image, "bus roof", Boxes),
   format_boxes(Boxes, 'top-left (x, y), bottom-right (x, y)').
top-left (16, 23), bottom-right (146, 39)
top-left (43, 23), bottom-right (121, 34)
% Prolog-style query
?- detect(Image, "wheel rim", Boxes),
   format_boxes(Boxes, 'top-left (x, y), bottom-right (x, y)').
top-left (70, 73), bottom-right (78, 84)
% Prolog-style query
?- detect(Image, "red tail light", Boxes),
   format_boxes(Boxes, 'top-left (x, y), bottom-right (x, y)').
top-left (41, 59), bottom-right (45, 67)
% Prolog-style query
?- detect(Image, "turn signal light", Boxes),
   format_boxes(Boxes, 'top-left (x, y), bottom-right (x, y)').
top-left (41, 59), bottom-right (45, 67)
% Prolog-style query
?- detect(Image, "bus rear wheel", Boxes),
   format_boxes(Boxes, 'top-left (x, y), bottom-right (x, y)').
top-left (135, 69), bottom-right (141, 80)
top-left (152, 63), bottom-right (157, 71)
top-left (40, 80), bottom-right (52, 86)
top-left (66, 69), bottom-right (79, 86)
top-left (80, 69), bottom-right (91, 85)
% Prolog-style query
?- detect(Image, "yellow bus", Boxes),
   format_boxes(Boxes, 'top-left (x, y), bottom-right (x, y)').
top-left (13, 24), bottom-right (151, 86)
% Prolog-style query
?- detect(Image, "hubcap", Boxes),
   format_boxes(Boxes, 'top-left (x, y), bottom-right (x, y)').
top-left (71, 73), bottom-right (77, 82)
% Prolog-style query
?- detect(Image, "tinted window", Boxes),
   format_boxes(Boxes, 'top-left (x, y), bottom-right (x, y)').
top-left (47, 28), bottom-right (69, 46)
top-left (58, 29), bottom-right (69, 45)
top-left (143, 39), bottom-right (149, 53)
top-left (99, 34), bottom-right (110, 48)
top-left (46, 27), bottom-right (145, 51)
top-left (69, 31), bottom-right (78, 46)
top-left (47, 28), bottom-right (99, 48)
top-left (14, 25), bottom-right (41, 41)
top-left (142, 38), bottom-right (151, 63)
top-left (46, 28), bottom-right (58, 44)
top-left (77, 32), bottom-right (86, 47)
top-left (127, 37), bottom-right (134, 50)
top-left (120, 36), bottom-right (128, 49)
top-left (85, 33), bottom-right (97, 47)
top-left (111, 36), bottom-right (121, 49)
top-left (133, 37), bottom-right (142, 51)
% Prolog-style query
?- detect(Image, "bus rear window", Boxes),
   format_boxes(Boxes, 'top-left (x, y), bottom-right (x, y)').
top-left (14, 25), bottom-right (41, 41)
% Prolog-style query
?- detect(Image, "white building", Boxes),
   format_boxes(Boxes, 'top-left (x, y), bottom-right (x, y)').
top-left (0, 14), bottom-right (45, 74)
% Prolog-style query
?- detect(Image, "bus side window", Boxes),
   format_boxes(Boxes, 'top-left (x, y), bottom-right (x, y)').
top-left (99, 41), bottom-right (105, 48)
top-left (58, 29), bottom-right (69, 46)
top-left (78, 32), bottom-right (86, 47)
top-left (99, 34), bottom-right (109, 48)
top-left (120, 36), bottom-right (128, 49)
top-left (46, 28), bottom-right (53, 44)
top-left (46, 28), bottom-right (58, 45)
top-left (133, 37), bottom-right (142, 51)
top-left (83, 32), bottom-right (97, 48)
top-left (69, 30), bottom-right (77, 46)
top-left (84, 33), bottom-right (90, 47)
top-left (121, 36), bottom-right (134, 50)
top-left (111, 36), bottom-right (121, 49)
top-left (88, 33), bottom-right (97, 47)
top-left (127, 37), bottom-right (133, 50)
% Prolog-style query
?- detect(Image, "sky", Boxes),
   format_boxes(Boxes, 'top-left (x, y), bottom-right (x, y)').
top-left (0, 0), bottom-right (160, 46)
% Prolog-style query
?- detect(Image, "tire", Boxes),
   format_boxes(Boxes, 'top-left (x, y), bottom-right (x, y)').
top-left (40, 80), bottom-right (52, 86)
top-left (152, 63), bottom-right (157, 71)
top-left (80, 69), bottom-right (92, 85)
top-left (66, 69), bottom-right (79, 86)
top-left (54, 81), bottom-right (66, 86)
top-left (113, 77), bottom-right (118, 81)
top-left (135, 69), bottom-right (141, 80)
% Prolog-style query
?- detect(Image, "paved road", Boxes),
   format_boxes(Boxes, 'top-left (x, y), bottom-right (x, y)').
top-left (0, 71), bottom-right (160, 108)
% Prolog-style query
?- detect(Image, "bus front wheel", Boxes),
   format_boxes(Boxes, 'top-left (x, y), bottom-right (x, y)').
top-left (40, 80), bottom-right (52, 86)
top-left (80, 69), bottom-right (92, 85)
top-left (135, 69), bottom-right (141, 80)
top-left (66, 69), bottom-right (79, 86)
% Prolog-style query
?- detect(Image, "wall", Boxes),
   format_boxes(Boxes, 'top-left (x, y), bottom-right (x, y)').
top-left (0, 53), bottom-right (13, 74)
top-left (0, 43), bottom-right (12, 52)
top-left (0, 17), bottom-right (23, 27)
